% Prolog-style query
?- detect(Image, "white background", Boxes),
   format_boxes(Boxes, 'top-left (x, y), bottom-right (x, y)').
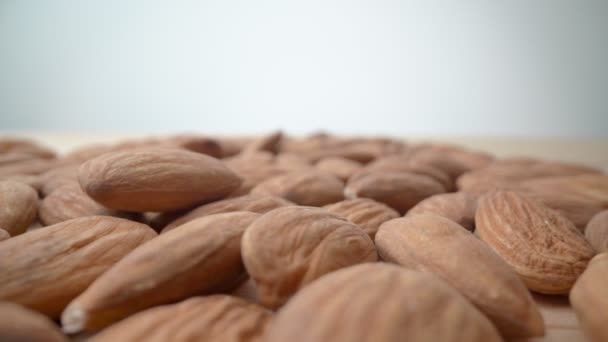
top-left (1, 0), bottom-right (607, 137)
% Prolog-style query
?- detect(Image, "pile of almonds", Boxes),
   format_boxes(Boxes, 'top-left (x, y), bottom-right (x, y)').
top-left (0, 132), bottom-right (607, 342)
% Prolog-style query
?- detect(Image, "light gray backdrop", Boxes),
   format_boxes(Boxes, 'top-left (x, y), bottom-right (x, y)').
top-left (1, 0), bottom-right (607, 136)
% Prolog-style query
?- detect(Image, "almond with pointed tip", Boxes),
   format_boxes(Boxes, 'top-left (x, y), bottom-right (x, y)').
top-left (323, 198), bottom-right (399, 239)
top-left (62, 212), bottom-right (259, 333)
top-left (89, 295), bottom-right (271, 342)
top-left (78, 148), bottom-right (242, 212)
top-left (376, 213), bottom-right (544, 337)
top-left (251, 171), bottom-right (344, 207)
top-left (475, 190), bottom-right (595, 294)
top-left (0, 216), bottom-right (156, 318)
top-left (406, 192), bottom-right (477, 231)
top-left (264, 263), bottom-right (502, 342)
top-left (0, 180), bottom-right (38, 236)
top-left (241, 206), bottom-right (377, 309)
top-left (585, 210), bottom-right (608, 253)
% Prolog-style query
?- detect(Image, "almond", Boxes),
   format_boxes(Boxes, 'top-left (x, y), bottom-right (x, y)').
top-left (78, 148), bottom-right (242, 212)
top-left (0, 180), bottom-right (38, 236)
top-left (475, 191), bottom-right (595, 294)
top-left (0, 216), bottom-right (156, 318)
top-left (241, 206), bottom-right (377, 308)
top-left (344, 171), bottom-right (446, 214)
top-left (376, 213), bottom-right (544, 337)
top-left (89, 295), bottom-right (272, 342)
top-left (0, 301), bottom-right (67, 342)
top-left (585, 210), bottom-right (608, 253)
top-left (323, 198), bottom-right (399, 239)
top-left (242, 131), bottom-right (283, 155)
top-left (264, 263), bottom-right (502, 342)
top-left (315, 157), bottom-right (363, 182)
top-left (39, 164), bottom-right (79, 197)
top-left (569, 253), bottom-right (608, 342)
top-left (405, 144), bottom-right (493, 179)
top-left (251, 171), bottom-right (344, 206)
top-left (162, 193), bottom-right (293, 233)
top-left (62, 212), bottom-right (259, 333)
top-left (0, 158), bottom-right (58, 178)
top-left (0, 137), bottom-right (56, 159)
top-left (0, 228), bottom-right (9, 241)
top-left (406, 192), bottom-right (477, 231)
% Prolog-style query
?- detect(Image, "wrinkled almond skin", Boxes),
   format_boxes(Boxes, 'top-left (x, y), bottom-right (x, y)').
top-left (407, 192), bottom-right (477, 231)
top-left (476, 191), bottom-right (595, 294)
top-left (90, 295), bottom-right (271, 342)
top-left (251, 171), bottom-right (344, 207)
top-left (78, 148), bottom-right (242, 212)
top-left (39, 183), bottom-right (133, 226)
top-left (62, 212), bottom-right (259, 333)
top-left (0, 216), bottom-right (156, 318)
top-left (0, 180), bottom-right (39, 236)
top-left (569, 253), bottom-right (608, 342)
top-left (264, 263), bottom-right (502, 342)
top-left (0, 301), bottom-right (68, 342)
top-left (315, 157), bottom-right (363, 182)
top-left (241, 206), bottom-right (377, 309)
top-left (585, 210), bottom-right (608, 253)
top-left (376, 214), bottom-right (544, 337)
top-left (162, 193), bottom-right (292, 232)
top-left (323, 198), bottom-right (399, 239)
top-left (344, 171), bottom-right (446, 214)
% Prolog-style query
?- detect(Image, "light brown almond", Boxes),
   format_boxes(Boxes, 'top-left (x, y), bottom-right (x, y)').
top-left (0, 228), bottom-right (9, 241)
top-left (242, 131), bottom-right (283, 155)
top-left (315, 156), bottom-right (363, 182)
top-left (0, 137), bottom-right (56, 159)
top-left (89, 295), bottom-right (271, 342)
top-left (475, 191), bottom-right (595, 294)
top-left (251, 170), bottom-right (344, 207)
top-left (241, 206), bottom-right (377, 308)
top-left (0, 301), bottom-right (67, 342)
top-left (78, 148), bottom-right (242, 212)
top-left (162, 193), bottom-right (293, 232)
top-left (407, 192), bottom-right (477, 230)
top-left (323, 198), bottom-right (399, 239)
top-left (0, 216), bottom-right (156, 318)
top-left (569, 253), bottom-right (608, 342)
top-left (39, 164), bottom-right (79, 197)
top-left (585, 210), bottom-right (608, 253)
top-left (344, 171), bottom-right (446, 214)
top-left (376, 214), bottom-right (544, 337)
top-left (62, 212), bottom-right (259, 333)
top-left (0, 180), bottom-right (38, 236)
top-left (264, 263), bottom-right (502, 342)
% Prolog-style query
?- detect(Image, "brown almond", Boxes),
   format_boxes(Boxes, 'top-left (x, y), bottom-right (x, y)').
top-left (475, 191), bottom-right (595, 294)
top-left (0, 180), bottom-right (38, 236)
top-left (90, 295), bottom-right (271, 342)
top-left (162, 193), bottom-right (293, 232)
top-left (62, 212), bottom-right (259, 333)
top-left (585, 210), bottom-right (608, 253)
top-left (78, 148), bottom-right (242, 212)
top-left (376, 214), bottom-right (544, 337)
top-left (242, 131), bottom-right (283, 155)
top-left (569, 253), bottom-right (608, 342)
top-left (323, 198), bottom-right (399, 239)
top-left (0, 301), bottom-right (67, 342)
top-left (407, 192), bottom-right (477, 230)
top-left (251, 170), bottom-right (344, 206)
top-left (0, 216), bottom-right (156, 318)
top-left (0, 137), bottom-right (56, 159)
top-left (264, 263), bottom-right (502, 342)
top-left (241, 206), bottom-right (377, 308)
top-left (315, 157), bottom-right (363, 182)
top-left (39, 164), bottom-right (79, 197)
top-left (344, 171), bottom-right (446, 214)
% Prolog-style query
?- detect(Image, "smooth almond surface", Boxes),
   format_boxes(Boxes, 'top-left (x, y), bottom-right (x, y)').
top-left (0, 180), bottom-right (38, 236)
top-left (323, 198), bottom-right (399, 239)
top-left (406, 192), bottom-right (477, 230)
top-left (585, 210), bottom-right (608, 252)
top-left (0, 301), bottom-right (67, 342)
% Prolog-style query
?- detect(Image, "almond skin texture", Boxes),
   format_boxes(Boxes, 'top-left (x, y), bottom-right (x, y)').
top-left (241, 206), bottom-right (377, 309)
top-left (89, 295), bottom-right (271, 342)
top-left (344, 171), bottom-right (446, 214)
top-left (585, 210), bottom-right (608, 253)
top-left (0, 302), bottom-right (68, 342)
top-left (323, 198), bottom-right (399, 239)
top-left (569, 253), bottom-right (608, 342)
top-left (407, 192), bottom-right (477, 231)
top-left (315, 157), bottom-right (363, 182)
top-left (0, 180), bottom-right (38, 236)
top-left (376, 214), bottom-right (544, 337)
top-left (39, 182), bottom-right (132, 226)
top-left (162, 193), bottom-right (293, 233)
top-left (251, 170), bottom-right (344, 207)
top-left (475, 191), bottom-right (595, 294)
top-left (78, 148), bottom-right (242, 212)
top-left (0, 216), bottom-right (156, 318)
top-left (264, 263), bottom-right (502, 342)
top-left (62, 212), bottom-right (259, 333)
